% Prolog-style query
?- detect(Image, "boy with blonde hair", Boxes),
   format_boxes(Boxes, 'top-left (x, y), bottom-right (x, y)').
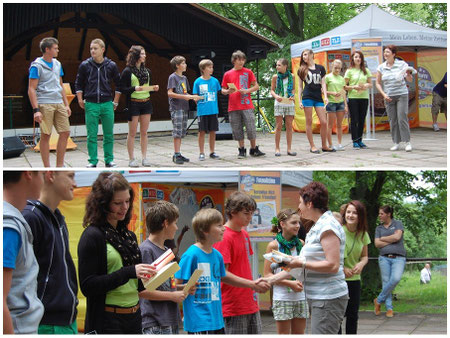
top-left (193, 59), bottom-right (221, 161)
top-left (175, 208), bottom-right (269, 334)
top-left (214, 191), bottom-right (269, 334)
top-left (221, 50), bottom-right (265, 159)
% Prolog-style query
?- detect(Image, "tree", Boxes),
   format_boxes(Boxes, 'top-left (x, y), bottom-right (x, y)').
top-left (313, 170), bottom-right (447, 300)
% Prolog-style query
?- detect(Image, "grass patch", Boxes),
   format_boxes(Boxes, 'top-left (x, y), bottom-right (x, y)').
top-left (360, 271), bottom-right (447, 314)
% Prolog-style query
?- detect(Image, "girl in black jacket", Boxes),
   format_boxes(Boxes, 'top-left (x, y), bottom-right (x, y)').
top-left (119, 45), bottom-right (159, 168)
top-left (77, 172), bottom-right (155, 334)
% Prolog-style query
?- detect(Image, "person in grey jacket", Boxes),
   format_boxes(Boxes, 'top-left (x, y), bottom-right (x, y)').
top-left (75, 38), bottom-right (121, 168)
top-left (28, 37), bottom-right (72, 167)
top-left (22, 171), bottom-right (79, 334)
top-left (3, 171), bottom-right (45, 334)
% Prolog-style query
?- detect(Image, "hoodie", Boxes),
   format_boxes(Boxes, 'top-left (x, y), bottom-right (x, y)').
top-left (74, 57), bottom-right (121, 103)
top-left (22, 200), bottom-right (79, 326)
top-left (29, 57), bottom-right (63, 104)
top-left (3, 201), bottom-right (44, 334)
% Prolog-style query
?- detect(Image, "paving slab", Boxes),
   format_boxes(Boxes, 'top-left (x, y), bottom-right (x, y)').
top-left (4, 127), bottom-right (446, 169)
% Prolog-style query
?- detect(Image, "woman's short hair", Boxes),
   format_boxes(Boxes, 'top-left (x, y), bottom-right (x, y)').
top-left (380, 205), bottom-right (394, 218)
top-left (383, 44), bottom-right (398, 56)
top-left (225, 191), bottom-right (256, 219)
top-left (299, 181), bottom-right (329, 213)
top-left (192, 208), bottom-right (223, 242)
top-left (83, 172), bottom-right (135, 228)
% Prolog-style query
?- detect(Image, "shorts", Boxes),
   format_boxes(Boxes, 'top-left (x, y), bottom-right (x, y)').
top-left (198, 114), bottom-right (219, 133)
top-left (171, 110), bottom-right (188, 139)
top-left (302, 99), bottom-right (324, 108)
top-left (143, 325), bottom-right (179, 334)
top-left (431, 92), bottom-right (446, 116)
top-left (228, 109), bottom-right (257, 141)
top-left (224, 312), bottom-right (262, 334)
top-left (272, 300), bottom-right (309, 321)
top-left (274, 105), bottom-right (295, 117)
top-left (128, 99), bottom-right (153, 121)
top-left (38, 103), bottom-right (70, 135)
top-left (326, 102), bottom-right (346, 113)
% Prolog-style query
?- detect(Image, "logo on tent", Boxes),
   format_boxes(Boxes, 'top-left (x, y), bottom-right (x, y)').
top-left (321, 38), bottom-right (330, 47)
top-left (331, 36), bottom-right (341, 46)
top-left (312, 40), bottom-right (320, 49)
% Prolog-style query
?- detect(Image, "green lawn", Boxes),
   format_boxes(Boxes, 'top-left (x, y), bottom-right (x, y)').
top-left (360, 271), bottom-right (447, 314)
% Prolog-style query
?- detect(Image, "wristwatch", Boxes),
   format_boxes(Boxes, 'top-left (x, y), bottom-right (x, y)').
top-left (33, 108), bottom-right (40, 113)
top-left (113, 102), bottom-right (119, 107)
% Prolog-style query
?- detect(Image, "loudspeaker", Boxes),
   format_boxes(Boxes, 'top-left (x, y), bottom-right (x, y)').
top-left (215, 122), bottom-right (233, 140)
top-left (3, 136), bottom-right (26, 159)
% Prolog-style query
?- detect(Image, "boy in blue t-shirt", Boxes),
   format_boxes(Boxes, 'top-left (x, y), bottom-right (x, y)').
top-left (175, 208), bottom-right (268, 334)
top-left (193, 59), bottom-right (221, 161)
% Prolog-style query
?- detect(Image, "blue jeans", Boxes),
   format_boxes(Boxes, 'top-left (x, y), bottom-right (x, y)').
top-left (377, 256), bottom-right (406, 310)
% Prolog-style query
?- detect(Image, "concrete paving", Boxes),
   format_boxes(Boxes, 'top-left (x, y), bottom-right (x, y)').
top-left (231, 311), bottom-right (447, 334)
top-left (4, 127), bottom-right (446, 169)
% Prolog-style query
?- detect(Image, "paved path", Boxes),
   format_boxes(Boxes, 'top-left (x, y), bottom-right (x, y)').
top-left (259, 311), bottom-right (447, 334)
top-left (4, 127), bottom-right (446, 169)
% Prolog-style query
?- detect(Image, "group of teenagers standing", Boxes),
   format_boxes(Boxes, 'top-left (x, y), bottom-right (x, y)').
top-left (275, 45), bottom-right (417, 156)
top-left (4, 171), bottom-right (407, 335)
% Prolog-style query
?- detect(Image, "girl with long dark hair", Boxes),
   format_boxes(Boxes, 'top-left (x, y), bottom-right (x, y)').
top-left (120, 45), bottom-right (160, 167)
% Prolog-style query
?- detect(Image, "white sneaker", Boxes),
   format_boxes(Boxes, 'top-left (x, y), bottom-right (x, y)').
top-left (405, 142), bottom-right (412, 152)
top-left (331, 145), bottom-right (337, 151)
top-left (336, 144), bottom-right (345, 151)
top-left (433, 123), bottom-right (440, 132)
top-left (199, 153), bottom-right (206, 161)
top-left (390, 144), bottom-right (400, 151)
top-left (142, 158), bottom-right (151, 167)
top-left (129, 158), bottom-right (139, 167)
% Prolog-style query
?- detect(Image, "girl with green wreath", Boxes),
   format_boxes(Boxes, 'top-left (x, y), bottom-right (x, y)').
top-left (264, 209), bottom-right (308, 334)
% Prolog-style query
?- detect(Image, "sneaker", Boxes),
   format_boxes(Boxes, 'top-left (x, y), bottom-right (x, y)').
top-left (199, 153), bottom-right (206, 161)
top-left (374, 298), bottom-right (381, 316)
top-left (129, 158), bottom-right (139, 168)
top-left (105, 161), bottom-right (117, 168)
top-left (405, 142), bottom-right (412, 152)
top-left (180, 154), bottom-right (190, 162)
top-left (86, 163), bottom-right (97, 168)
top-left (331, 145), bottom-right (337, 151)
top-left (250, 146), bottom-right (265, 157)
top-left (209, 152), bottom-right (220, 159)
top-left (359, 141), bottom-right (368, 149)
top-left (336, 144), bottom-right (345, 151)
top-left (142, 158), bottom-right (151, 167)
top-left (433, 123), bottom-right (440, 132)
top-left (172, 154), bottom-right (184, 165)
top-left (238, 147), bottom-right (247, 159)
top-left (353, 142), bottom-right (361, 149)
top-left (386, 309), bottom-right (394, 318)
top-left (390, 143), bottom-right (400, 151)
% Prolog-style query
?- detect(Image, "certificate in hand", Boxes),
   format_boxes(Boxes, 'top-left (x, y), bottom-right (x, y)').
top-left (144, 262), bottom-right (180, 292)
top-left (141, 85), bottom-right (157, 92)
top-left (182, 269), bottom-right (203, 295)
top-left (280, 97), bottom-right (293, 104)
top-left (227, 83), bottom-right (237, 90)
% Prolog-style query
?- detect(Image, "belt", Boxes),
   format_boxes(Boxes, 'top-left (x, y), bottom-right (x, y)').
top-left (104, 304), bottom-right (140, 314)
top-left (383, 254), bottom-right (404, 258)
top-left (131, 98), bottom-right (150, 102)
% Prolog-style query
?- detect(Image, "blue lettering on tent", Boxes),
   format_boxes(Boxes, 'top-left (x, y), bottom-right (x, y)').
top-left (331, 36), bottom-right (341, 45)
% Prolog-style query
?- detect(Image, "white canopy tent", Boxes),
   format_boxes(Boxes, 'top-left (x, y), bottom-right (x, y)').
top-left (291, 4), bottom-right (447, 57)
top-left (74, 170), bottom-right (312, 188)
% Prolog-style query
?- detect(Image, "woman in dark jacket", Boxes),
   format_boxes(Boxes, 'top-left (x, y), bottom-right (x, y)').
top-left (119, 45), bottom-right (159, 167)
top-left (77, 172), bottom-right (155, 334)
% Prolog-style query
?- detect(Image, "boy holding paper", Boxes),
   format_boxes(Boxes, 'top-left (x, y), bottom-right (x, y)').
top-left (139, 200), bottom-right (192, 334)
top-left (175, 207), bottom-right (268, 334)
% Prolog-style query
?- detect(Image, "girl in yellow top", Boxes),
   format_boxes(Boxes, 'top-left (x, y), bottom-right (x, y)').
top-left (339, 200), bottom-right (371, 334)
top-left (325, 59), bottom-right (348, 151)
top-left (344, 51), bottom-right (372, 149)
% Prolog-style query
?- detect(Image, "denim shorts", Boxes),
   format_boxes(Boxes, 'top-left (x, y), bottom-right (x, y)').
top-left (326, 102), bottom-right (346, 112)
top-left (302, 99), bottom-right (324, 107)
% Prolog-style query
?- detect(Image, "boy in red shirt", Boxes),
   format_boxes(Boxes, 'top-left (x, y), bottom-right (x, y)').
top-left (221, 51), bottom-right (265, 159)
top-left (213, 191), bottom-right (269, 334)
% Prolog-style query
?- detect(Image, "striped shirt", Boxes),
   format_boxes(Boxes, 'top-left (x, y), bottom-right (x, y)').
top-left (301, 211), bottom-right (348, 300)
top-left (377, 59), bottom-right (417, 97)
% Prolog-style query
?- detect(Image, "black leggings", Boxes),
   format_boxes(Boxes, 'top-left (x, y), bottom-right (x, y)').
top-left (338, 280), bottom-right (361, 334)
top-left (348, 99), bottom-right (369, 143)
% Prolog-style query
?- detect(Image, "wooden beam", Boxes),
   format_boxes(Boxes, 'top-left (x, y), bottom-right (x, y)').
top-left (78, 28), bottom-right (88, 61)
top-left (25, 39), bottom-right (32, 60)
